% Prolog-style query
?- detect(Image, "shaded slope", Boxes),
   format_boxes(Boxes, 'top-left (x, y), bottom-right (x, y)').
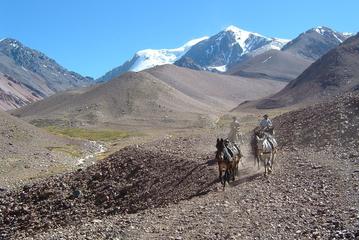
top-left (255, 33), bottom-right (359, 108)
top-left (227, 49), bottom-right (312, 81)
top-left (0, 72), bottom-right (41, 110)
top-left (274, 92), bottom-right (359, 150)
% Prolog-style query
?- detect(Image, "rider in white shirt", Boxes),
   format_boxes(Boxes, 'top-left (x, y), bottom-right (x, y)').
top-left (260, 114), bottom-right (273, 129)
top-left (227, 116), bottom-right (243, 158)
top-left (228, 116), bottom-right (241, 143)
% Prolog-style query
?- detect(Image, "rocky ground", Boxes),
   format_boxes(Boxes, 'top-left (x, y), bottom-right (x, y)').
top-left (5, 145), bottom-right (357, 240)
top-left (1, 93), bottom-right (359, 239)
top-left (0, 134), bottom-right (220, 239)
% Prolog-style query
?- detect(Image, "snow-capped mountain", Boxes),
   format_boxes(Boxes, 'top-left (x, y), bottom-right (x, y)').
top-left (98, 25), bottom-right (290, 82)
top-left (281, 26), bottom-right (353, 60)
top-left (97, 37), bottom-right (208, 82)
top-left (174, 25), bottom-right (290, 72)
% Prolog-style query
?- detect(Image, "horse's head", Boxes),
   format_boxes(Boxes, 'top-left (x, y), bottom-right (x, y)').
top-left (216, 138), bottom-right (225, 151)
top-left (255, 135), bottom-right (266, 150)
top-left (215, 138), bottom-right (225, 161)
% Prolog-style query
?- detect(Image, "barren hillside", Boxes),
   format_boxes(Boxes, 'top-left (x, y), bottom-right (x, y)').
top-left (0, 109), bottom-right (92, 189)
top-left (13, 65), bottom-right (285, 127)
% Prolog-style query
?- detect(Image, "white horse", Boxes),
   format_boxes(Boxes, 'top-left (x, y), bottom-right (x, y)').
top-left (255, 133), bottom-right (277, 175)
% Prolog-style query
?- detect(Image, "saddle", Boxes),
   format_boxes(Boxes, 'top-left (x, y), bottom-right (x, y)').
top-left (263, 132), bottom-right (277, 148)
top-left (224, 140), bottom-right (241, 162)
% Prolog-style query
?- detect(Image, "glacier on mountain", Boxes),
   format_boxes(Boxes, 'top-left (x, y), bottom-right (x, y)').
top-left (130, 36), bottom-right (209, 72)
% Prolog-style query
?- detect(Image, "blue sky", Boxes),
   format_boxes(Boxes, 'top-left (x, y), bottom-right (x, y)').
top-left (0, 0), bottom-right (358, 78)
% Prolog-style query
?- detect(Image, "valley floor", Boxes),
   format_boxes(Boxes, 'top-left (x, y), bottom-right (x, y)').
top-left (6, 129), bottom-right (359, 240)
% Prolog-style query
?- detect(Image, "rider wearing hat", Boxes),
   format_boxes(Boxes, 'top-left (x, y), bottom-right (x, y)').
top-left (259, 114), bottom-right (276, 147)
top-left (260, 114), bottom-right (273, 131)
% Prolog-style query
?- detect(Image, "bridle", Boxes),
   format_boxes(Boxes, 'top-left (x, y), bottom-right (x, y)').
top-left (216, 150), bottom-right (224, 161)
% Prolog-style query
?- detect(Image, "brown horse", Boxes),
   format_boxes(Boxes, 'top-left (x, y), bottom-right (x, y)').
top-left (215, 138), bottom-right (241, 188)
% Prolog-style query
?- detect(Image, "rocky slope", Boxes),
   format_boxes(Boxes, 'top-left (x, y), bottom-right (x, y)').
top-left (274, 92), bottom-right (359, 151)
top-left (0, 73), bottom-right (41, 110)
top-left (0, 135), bottom-right (218, 239)
top-left (0, 38), bottom-right (93, 109)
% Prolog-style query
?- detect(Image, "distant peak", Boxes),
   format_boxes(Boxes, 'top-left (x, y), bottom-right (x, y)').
top-left (0, 38), bottom-right (23, 48)
top-left (224, 25), bottom-right (263, 38)
top-left (225, 25), bottom-right (244, 32)
top-left (225, 25), bottom-right (251, 34)
top-left (312, 26), bottom-right (335, 34)
top-left (1, 38), bottom-right (21, 43)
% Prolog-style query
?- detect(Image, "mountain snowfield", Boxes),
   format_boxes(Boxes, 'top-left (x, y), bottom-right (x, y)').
top-left (130, 36), bottom-right (209, 72)
top-left (98, 25), bottom-right (290, 81)
top-left (96, 36), bottom-right (209, 82)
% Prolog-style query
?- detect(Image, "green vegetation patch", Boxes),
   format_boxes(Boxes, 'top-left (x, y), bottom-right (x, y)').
top-left (46, 145), bottom-right (83, 158)
top-left (46, 127), bottom-right (133, 141)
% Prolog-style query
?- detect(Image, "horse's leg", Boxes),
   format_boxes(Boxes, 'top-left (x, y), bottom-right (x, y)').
top-left (232, 163), bottom-right (235, 181)
top-left (223, 169), bottom-right (229, 189)
top-left (218, 163), bottom-right (225, 184)
top-left (271, 150), bottom-right (277, 173)
top-left (218, 163), bottom-right (222, 181)
top-left (264, 156), bottom-right (268, 175)
top-left (228, 169), bottom-right (232, 183)
top-left (234, 156), bottom-right (239, 176)
top-left (222, 170), bottom-right (226, 191)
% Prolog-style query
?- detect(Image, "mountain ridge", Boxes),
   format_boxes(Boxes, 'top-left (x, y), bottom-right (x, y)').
top-left (227, 26), bottom-right (354, 82)
top-left (0, 38), bottom-right (94, 110)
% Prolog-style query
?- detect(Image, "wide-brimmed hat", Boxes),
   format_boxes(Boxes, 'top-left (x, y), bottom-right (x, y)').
top-left (263, 114), bottom-right (269, 118)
